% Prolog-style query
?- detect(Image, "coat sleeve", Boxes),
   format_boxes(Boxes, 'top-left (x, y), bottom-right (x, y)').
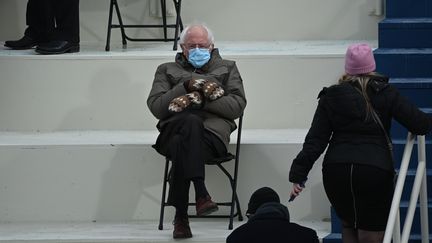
top-left (202, 63), bottom-right (247, 120)
top-left (387, 85), bottom-right (432, 135)
top-left (147, 64), bottom-right (187, 120)
top-left (289, 96), bottom-right (333, 183)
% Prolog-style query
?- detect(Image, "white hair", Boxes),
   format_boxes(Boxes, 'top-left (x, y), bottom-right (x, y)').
top-left (178, 23), bottom-right (215, 45)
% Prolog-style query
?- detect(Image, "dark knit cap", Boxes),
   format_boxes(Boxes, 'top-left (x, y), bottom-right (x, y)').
top-left (246, 187), bottom-right (280, 215)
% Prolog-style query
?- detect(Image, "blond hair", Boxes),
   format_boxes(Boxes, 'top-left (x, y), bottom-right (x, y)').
top-left (338, 73), bottom-right (378, 122)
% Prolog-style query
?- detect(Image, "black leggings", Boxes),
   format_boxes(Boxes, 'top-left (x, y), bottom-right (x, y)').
top-left (323, 163), bottom-right (394, 231)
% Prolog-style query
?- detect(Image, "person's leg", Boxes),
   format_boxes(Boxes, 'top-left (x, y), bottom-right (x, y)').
top-left (154, 113), bottom-right (224, 237)
top-left (353, 164), bottom-right (393, 243)
top-left (25, 0), bottom-right (53, 41)
top-left (5, 0), bottom-right (52, 49)
top-left (35, 0), bottom-right (79, 54)
top-left (52, 0), bottom-right (80, 43)
top-left (165, 133), bottom-right (192, 239)
top-left (165, 113), bottom-right (224, 215)
top-left (193, 129), bottom-right (226, 215)
top-left (357, 230), bottom-right (384, 243)
top-left (323, 164), bottom-right (360, 243)
top-left (341, 220), bottom-right (359, 243)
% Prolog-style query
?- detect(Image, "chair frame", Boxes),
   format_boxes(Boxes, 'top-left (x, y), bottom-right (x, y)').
top-left (105, 0), bottom-right (184, 51)
top-left (158, 116), bottom-right (244, 230)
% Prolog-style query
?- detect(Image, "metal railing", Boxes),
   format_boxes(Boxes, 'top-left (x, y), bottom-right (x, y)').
top-left (384, 133), bottom-right (429, 243)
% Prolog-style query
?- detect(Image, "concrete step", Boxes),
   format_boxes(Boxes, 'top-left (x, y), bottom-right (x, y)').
top-left (390, 78), bottom-right (432, 108)
top-left (329, 202), bottom-right (432, 235)
top-left (379, 18), bottom-right (432, 48)
top-left (392, 140), bottom-right (432, 169)
top-left (390, 109), bottom-right (432, 141)
top-left (401, 169), bottom-right (432, 201)
top-left (0, 0), bottom-right (381, 43)
top-left (386, 0), bottom-right (432, 18)
top-left (0, 129), bottom-right (331, 223)
top-left (323, 233), bottom-right (432, 243)
top-left (0, 220), bottom-right (330, 243)
top-left (374, 48), bottom-right (432, 78)
top-left (0, 40), bottom-right (375, 131)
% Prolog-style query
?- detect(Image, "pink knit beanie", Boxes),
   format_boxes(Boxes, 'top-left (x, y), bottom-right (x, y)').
top-left (345, 43), bottom-right (376, 75)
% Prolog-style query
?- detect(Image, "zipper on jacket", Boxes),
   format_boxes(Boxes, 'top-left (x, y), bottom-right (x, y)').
top-left (350, 164), bottom-right (358, 229)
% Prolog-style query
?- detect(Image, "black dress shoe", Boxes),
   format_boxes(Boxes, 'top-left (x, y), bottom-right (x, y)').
top-left (35, 40), bottom-right (80, 55)
top-left (4, 36), bottom-right (38, 50)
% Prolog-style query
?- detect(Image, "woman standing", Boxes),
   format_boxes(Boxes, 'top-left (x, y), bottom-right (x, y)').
top-left (289, 43), bottom-right (432, 243)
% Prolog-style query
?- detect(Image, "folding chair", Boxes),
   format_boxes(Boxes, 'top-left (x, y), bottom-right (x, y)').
top-left (105, 0), bottom-right (184, 51)
top-left (158, 116), bottom-right (244, 230)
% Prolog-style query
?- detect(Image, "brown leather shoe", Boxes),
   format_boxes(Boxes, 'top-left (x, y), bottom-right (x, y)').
top-left (196, 195), bottom-right (219, 216)
top-left (173, 217), bottom-right (192, 239)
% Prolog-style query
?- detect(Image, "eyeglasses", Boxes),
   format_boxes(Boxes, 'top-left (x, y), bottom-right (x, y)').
top-left (183, 43), bottom-right (211, 50)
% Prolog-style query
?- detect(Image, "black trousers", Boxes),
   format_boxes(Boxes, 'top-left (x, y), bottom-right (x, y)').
top-left (153, 112), bottom-right (227, 209)
top-left (24, 0), bottom-right (80, 43)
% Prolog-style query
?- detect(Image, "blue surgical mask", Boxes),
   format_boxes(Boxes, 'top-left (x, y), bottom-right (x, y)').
top-left (188, 48), bottom-right (211, 68)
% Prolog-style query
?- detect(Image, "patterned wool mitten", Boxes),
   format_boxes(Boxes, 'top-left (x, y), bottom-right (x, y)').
top-left (185, 78), bottom-right (207, 92)
top-left (168, 91), bottom-right (203, 112)
top-left (202, 81), bottom-right (224, 100)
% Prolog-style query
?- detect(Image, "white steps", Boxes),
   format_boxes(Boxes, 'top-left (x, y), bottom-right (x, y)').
top-left (0, 40), bottom-right (376, 131)
top-left (0, 220), bottom-right (330, 243)
top-left (0, 41), bottom-right (355, 226)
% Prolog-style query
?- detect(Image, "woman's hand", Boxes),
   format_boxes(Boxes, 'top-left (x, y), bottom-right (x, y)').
top-left (289, 183), bottom-right (304, 201)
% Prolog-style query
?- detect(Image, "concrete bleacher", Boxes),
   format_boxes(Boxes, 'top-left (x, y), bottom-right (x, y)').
top-left (0, 0), bottom-right (384, 242)
top-left (0, 41), bottom-right (364, 242)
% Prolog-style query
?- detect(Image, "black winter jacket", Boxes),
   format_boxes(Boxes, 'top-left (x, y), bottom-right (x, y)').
top-left (289, 76), bottom-right (432, 183)
top-left (226, 202), bottom-right (319, 243)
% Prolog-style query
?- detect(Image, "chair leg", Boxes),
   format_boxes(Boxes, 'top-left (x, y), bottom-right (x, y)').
top-left (158, 159), bottom-right (170, 230)
top-left (229, 155), bottom-right (242, 229)
top-left (228, 182), bottom-right (237, 230)
top-left (172, 0), bottom-right (182, 51)
top-left (105, 0), bottom-right (115, 51)
top-left (161, 0), bottom-right (168, 41)
top-left (112, 0), bottom-right (127, 47)
top-left (235, 192), bottom-right (243, 221)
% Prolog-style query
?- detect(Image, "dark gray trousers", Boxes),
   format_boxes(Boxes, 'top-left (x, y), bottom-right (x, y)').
top-left (153, 112), bottom-right (226, 210)
top-left (25, 0), bottom-right (80, 43)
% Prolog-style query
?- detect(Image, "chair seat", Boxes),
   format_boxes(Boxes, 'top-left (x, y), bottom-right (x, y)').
top-left (206, 153), bottom-right (235, 165)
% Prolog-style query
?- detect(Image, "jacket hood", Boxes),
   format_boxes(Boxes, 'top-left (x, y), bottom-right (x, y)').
top-left (249, 202), bottom-right (290, 222)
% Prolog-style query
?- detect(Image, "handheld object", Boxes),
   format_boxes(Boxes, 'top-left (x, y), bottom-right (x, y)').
top-left (289, 181), bottom-right (305, 202)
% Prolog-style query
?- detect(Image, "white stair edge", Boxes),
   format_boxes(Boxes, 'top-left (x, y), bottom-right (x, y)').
top-left (0, 219), bottom-right (330, 243)
top-left (0, 129), bottom-right (308, 146)
top-left (0, 40), bottom-right (378, 60)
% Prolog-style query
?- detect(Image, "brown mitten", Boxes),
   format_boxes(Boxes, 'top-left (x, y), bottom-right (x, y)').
top-left (185, 78), bottom-right (206, 92)
top-left (168, 91), bottom-right (203, 112)
top-left (202, 81), bottom-right (224, 100)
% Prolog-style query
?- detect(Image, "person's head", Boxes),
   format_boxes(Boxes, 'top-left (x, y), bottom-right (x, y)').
top-left (179, 24), bottom-right (215, 68)
top-left (340, 43), bottom-right (379, 121)
top-left (246, 187), bottom-right (280, 218)
top-left (344, 43), bottom-right (376, 76)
